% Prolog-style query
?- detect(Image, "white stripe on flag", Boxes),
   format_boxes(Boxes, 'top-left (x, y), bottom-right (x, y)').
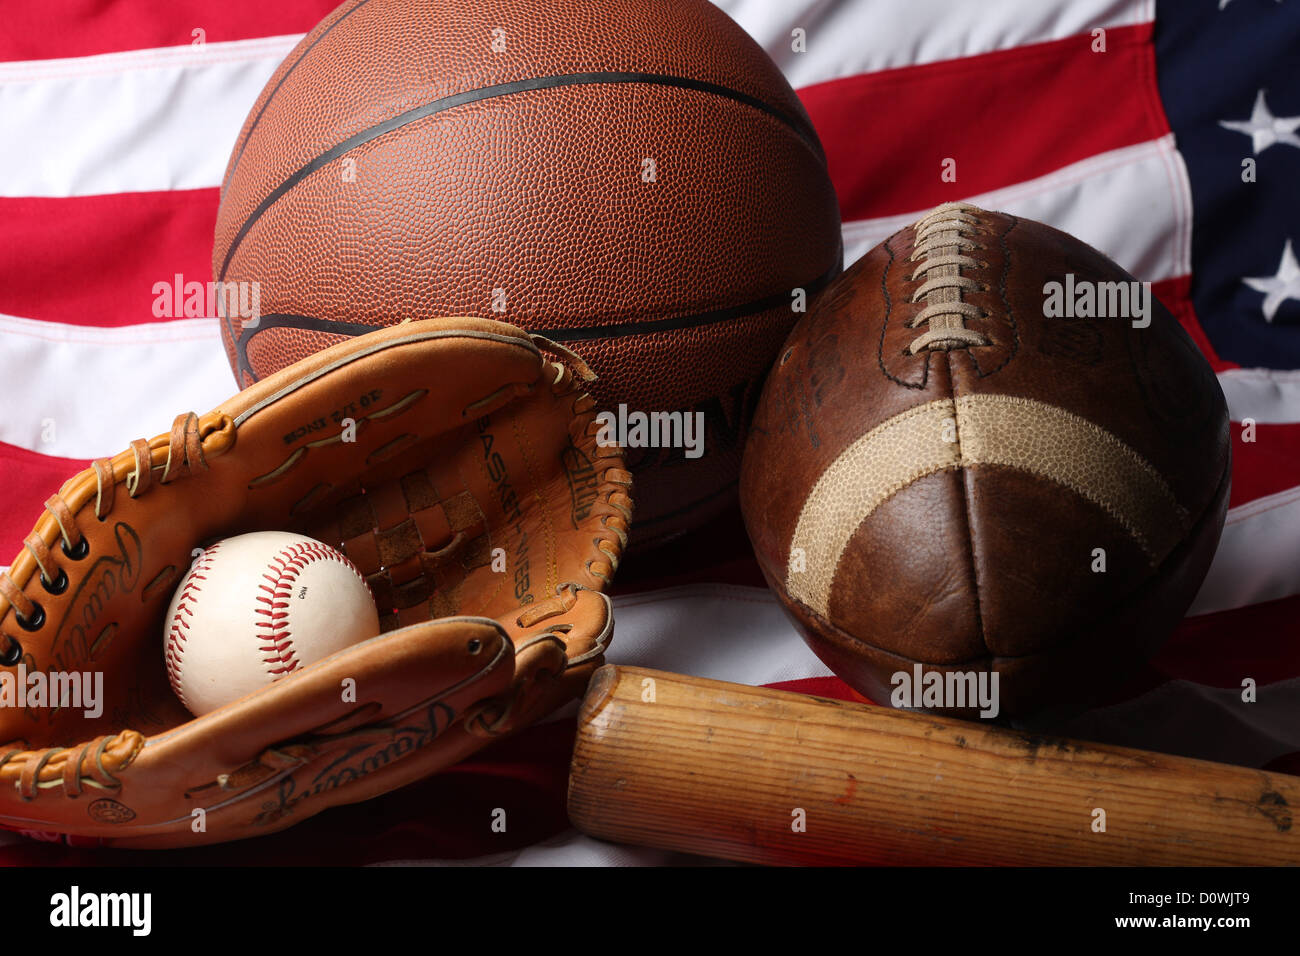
top-left (0, 36), bottom-right (298, 198)
top-left (840, 135), bottom-right (1193, 282)
top-left (0, 313), bottom-right (234, 457)
top-left (0, 1), bottom-right (1157, 199)
top-left (715, 0), bottom-right (1152, 91)
top-left (371, 830), bottom-right (719, 867)
top-left (609, 583), bottom-right (832, 686)
top-left (1218, 368), bottom-right (1300, 425)
top-left (1057, 675), bottom-right (1300, 769)
top-left (1190, 486), bottom-right (1300, 616)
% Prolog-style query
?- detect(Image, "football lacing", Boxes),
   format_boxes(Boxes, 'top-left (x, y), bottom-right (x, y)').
top-left (905, 202), bottom-right (992, 355)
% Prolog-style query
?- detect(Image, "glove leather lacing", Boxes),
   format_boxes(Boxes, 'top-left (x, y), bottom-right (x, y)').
top-left (0, 336), bottom-right (625, 809)
top-left (0, 733), bottom-right (144, 802)
top-left (0, 413), bottom-right (230, 798)
top-left (536, 340), bottom-right (633, 586)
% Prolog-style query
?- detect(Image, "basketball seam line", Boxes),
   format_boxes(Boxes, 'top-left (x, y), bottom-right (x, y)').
top-left (218, 68), bottom-right (826, 291)
top-left (220, 0), bottom-right (372, 198)
top-left (234, 253), bottom-right (842, 371)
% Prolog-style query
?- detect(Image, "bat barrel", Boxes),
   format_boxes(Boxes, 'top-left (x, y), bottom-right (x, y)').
top-left (567, 665), bottom-right (1300, 866)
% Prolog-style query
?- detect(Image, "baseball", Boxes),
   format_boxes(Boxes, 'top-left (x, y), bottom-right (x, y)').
top-left (164, 531), bottom-right (379, 717)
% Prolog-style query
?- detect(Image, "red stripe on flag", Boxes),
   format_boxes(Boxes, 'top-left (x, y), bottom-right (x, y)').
top-left (799, 24), bottom-right (1168, 222)
top-left (1026, 600), bottom-right (1300, 709)
top-left (767, 676), bottom-right (873, 704)
top-left (0, 0), bottom-right (337, 63)
top-left (0, 444), bottom-right (89, 558)
top-left (1155, 595), bottom-right (1300, 688)
top-left (0, 191), bottom-right (219, 327)
top-left (1227, 424), bottom-right (1300, 507)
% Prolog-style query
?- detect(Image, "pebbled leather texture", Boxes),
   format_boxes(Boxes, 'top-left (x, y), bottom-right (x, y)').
top-left (741, 203), bottom-right (1231, 721)
top-left (0, 317), bottom-right (629, 847)
top-left (213, 0), bottom-right (843, 549)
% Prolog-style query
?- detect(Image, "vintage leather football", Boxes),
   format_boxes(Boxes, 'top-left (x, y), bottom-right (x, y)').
top-left (741, 203), bottom-right (1231, 720)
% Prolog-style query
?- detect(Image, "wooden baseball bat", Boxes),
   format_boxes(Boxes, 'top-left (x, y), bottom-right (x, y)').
top-left (567, 665), bottom-right (1300, 866)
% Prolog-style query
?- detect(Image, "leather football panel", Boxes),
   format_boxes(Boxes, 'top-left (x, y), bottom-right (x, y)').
top-left (741, 203), bottom-right (1231, 719)
top-left (824, 469), bottom-right (983, 666)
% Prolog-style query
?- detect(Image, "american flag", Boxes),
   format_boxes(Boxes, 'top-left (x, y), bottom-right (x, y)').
top-left (0, 0), bottom-right (1296, 866)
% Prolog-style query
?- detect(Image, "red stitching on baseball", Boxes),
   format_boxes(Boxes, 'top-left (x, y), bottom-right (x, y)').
top-left (165, 543), bottom-right (223, 709)
top-left (256, 542), bottom-right (367, 677)
top-left (166, 540), bottom-right (368, 704)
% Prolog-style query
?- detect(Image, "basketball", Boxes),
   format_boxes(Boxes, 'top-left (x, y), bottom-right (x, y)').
top-left (213, 0), bottom-right (843, 546)
top-left (741, 204), bottom-right (1231, 720)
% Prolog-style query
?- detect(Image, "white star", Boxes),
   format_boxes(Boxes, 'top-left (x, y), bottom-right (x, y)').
top-left (1220, 89), bottom-right (1300, 154)
top-left (1221, 0), bottom-right (1283, 10)
top-left (1243, 239), bottom-right (1300, 323)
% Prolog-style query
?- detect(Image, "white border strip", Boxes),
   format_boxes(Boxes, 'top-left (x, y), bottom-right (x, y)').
top-left (715, 0), bottom-right (1152, 91)
top-left (0, 0), bottom-right (1159, 198)
top-left (0, 35), bottom-right (299, 197)
top-left (841, 135), bottom-right (1193, 282)
top-left (1190, 486), bottom-right (1300, 616)
top-left (1057, 674), bottom-right (1300, 769)
top-left (0, 313), bottom-right (234, 457)
top-left (1219, 368), bottom-right (1300, 425)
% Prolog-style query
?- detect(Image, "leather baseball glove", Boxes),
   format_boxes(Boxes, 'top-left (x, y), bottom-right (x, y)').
top-left (0, 317), bottom-right (631, 848)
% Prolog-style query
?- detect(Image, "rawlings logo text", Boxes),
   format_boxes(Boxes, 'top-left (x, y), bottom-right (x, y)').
top-left (252, 701), bottom-right (456, 827)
